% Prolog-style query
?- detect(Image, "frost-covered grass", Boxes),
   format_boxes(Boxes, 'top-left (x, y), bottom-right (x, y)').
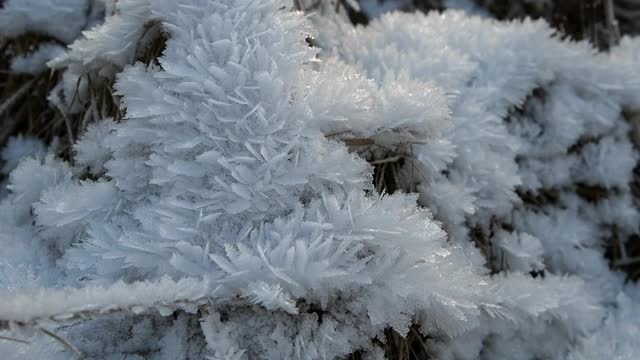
top-left (1, 0), bottom-right (640, 359)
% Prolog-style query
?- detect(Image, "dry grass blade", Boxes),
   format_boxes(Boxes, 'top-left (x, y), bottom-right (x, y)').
top-left (370, 156), bottom-right (402, 165)
top-left (0, 20), bottom-right (168, 158)
top-left (383, 325), bottom-right (432, 360)
top-left (39, 328), bottom-right (83, 360)
top-left (0, 334), bottom-right (31, 344)
top-left (0, 79), bottom-right (34, 117)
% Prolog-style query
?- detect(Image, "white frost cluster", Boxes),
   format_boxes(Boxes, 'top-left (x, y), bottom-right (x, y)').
top-left (1, 0), bottom-right (640, 359)
top-left (0, 135), bottom-right (47, 175)
top-left (9, 43), bottom-right (66, 74)
top-left (0, 0), bottom-right (93, 43)
top-left (317, 7), bottom-right (640, 358)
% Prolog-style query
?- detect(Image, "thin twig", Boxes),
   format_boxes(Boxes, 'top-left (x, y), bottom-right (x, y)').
top-left (39, 328), bottom-right (83, 360)
top-left (410, 143), bottom-right (415, 193)
top-left (343, 138), bottom-right (375, 146)
top-left (324, 130), bottom-right (352, 137)
top-left (376, 163), bottom-right (387, 194)
top-left (0, 79), bottom-right (35, 144)
top-left (67, 75), bottom-right (83, 115)
top-left (59, 110), bottom-right (76, 154)
top-left (392, 161), bottom-right (402, 191)
top-left (615, 256), bottom-right (640, 267)
top-left (0, 79), bottom-right (34, 117)
top-left (0, 334), bottom-right (31, 344)
top-left (370, 156), bottom-right (402, 165)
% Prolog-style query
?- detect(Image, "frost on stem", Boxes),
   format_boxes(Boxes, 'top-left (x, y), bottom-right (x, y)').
top-left (1, 1), bottom-right (640, 359)
top-left (0, 0), bottom-right (170, 160)
top-left (315, 7), bottom-right (640, 357)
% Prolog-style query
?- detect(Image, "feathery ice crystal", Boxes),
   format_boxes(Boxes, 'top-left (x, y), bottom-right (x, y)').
top-left (1, 0), bottom-right (640, 359)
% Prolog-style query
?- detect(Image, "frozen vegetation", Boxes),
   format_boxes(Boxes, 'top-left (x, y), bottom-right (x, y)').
top-left (0, 0), bottom-right (640, 358)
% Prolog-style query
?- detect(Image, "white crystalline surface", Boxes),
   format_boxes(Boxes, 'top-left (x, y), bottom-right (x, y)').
top-left (0, 0), bottom-right (94, 43)
top-left (1, 0), bottom-right (640, 359)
